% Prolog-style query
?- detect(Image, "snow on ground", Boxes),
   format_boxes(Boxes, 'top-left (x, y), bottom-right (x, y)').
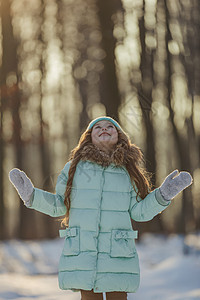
top-left (0, 234), bottom-right (200, 300)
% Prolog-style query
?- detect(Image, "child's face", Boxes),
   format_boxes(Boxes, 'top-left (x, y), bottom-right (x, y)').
top-left (91, 120), bottom-right (118, 150)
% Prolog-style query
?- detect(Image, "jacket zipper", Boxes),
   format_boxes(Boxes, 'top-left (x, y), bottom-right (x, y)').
top-left (93, 166), bottom-right (105, 291)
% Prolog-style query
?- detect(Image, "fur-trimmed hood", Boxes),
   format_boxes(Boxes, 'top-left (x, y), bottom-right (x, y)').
top-left (80, 142), bottom-right (140, 168)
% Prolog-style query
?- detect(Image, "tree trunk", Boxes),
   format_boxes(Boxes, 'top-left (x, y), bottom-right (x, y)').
top-left (135, 1), bottom-right (164, 233)
top-left (164, 0), bottom-right (195, 233)
top-left (0, 0), bottom-right (5, 239)
top-left (0, 0), bottom-right (20, 238)
top-left (96, 0), bottom-right (123, 120)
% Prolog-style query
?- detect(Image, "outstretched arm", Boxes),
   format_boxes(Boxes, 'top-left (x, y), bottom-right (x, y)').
top-left (9, 163), bottom-right (70, 217)
top-left (129, 170), bottom-right (193, 222)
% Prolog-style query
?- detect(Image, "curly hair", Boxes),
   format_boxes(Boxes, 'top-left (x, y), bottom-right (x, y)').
top-left (62, 128), bottom-right (152, 226)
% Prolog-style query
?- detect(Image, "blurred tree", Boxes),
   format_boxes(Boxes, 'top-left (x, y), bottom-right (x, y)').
top-left (178, 0), bottom-right (200, 231)
top-left (137, 1), bottom-right (156, 184)
top-left (0, 0), bottom-right (38, 239)
top-left (164, 0), bottom-right (196, 233)
top-left (0, 0), bottom-right (22, 238)
top-left (36, 0), bottom-right (59, 239)
top-left (0, 0), bottom-right (6, 239)
top-left (140, 0), bottom-right (164, 233)
top-left (125, 0), bottom-right (164, 234)
top-left (97, 0), bottom-right (123, 120)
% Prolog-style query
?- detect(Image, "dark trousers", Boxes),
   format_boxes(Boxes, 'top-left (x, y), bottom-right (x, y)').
top-left (81, 289), bottom-right (127, 300)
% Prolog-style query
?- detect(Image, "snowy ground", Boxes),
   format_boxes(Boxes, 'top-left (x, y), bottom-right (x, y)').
top-left (0, 234), bottom-right (200, 300)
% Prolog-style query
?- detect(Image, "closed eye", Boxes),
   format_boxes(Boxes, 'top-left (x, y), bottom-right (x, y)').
top-left (94, 124), bottom-right (114, 129)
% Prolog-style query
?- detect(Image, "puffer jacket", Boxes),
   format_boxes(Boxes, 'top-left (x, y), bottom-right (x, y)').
top-left (29, 157), bottom-right (170, 293)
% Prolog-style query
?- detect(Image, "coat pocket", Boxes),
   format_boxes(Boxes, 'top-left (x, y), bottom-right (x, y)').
top-left (110, 229), bottom-right (138, 258)
top-left (59, 227), bottom-right (80, 256)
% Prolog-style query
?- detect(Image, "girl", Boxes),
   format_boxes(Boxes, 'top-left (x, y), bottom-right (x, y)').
top-left (9, 116), bottom-right (192, 300)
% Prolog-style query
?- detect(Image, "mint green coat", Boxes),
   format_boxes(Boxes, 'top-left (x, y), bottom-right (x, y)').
top-left (30, 160), bottom-right (170, 293)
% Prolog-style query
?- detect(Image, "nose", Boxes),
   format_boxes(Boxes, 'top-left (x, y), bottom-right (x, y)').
top-left (100, 127), bottom-right (108, 134)
top-left (99, 127), bottom-right (109, 136)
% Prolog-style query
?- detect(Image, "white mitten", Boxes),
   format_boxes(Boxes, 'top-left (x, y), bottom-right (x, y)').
top-left (9, 168), bottom-right (34, 206)
top-left (159, 170), bottom-right (193, 201)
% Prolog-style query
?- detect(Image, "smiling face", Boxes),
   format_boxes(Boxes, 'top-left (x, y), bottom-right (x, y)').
top-left (91, 120), bottom-right (118, 152)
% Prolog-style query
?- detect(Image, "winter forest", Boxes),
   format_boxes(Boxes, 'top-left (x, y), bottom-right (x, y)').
top-left (1, 0), bottom-right (199, 239)
top-left (0, 0), bottom-right (200, 299)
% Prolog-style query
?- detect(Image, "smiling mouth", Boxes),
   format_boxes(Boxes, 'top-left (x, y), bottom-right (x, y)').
top-left (99, 132), bottom-right (111, 136)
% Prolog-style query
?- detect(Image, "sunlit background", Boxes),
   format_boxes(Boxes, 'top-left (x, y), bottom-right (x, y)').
top-left (0, 0), bottom-right (199, 240)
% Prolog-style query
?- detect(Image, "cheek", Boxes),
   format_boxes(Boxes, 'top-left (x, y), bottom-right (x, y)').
top-left (91, 131), bottom-right (98, 142)
top-left (112, 131), bottom-right (118, 142)
top-left (91, 132), bottom-right (95, 142)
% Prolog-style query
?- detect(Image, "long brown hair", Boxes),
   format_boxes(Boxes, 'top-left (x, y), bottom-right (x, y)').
top-left (62, 128), bottom-right (152, 226)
